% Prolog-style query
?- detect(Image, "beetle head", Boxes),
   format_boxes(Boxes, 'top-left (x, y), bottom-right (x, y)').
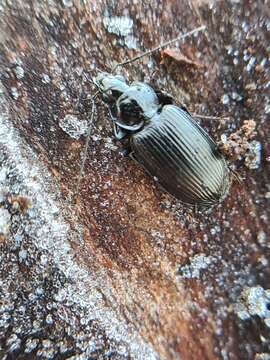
top-left (115, 83), bottom-right (159, 131)
top-left (94, 72), bottom-right (129, 103)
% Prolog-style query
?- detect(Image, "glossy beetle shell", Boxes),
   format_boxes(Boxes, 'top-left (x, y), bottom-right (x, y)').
top-left (95, 73), bottom-right (231, 207)
top-left (131, 106), bottom-right (230, 207)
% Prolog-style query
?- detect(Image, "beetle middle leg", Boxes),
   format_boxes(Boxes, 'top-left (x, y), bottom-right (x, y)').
top-left (152, 87), bottom-right (175, 107)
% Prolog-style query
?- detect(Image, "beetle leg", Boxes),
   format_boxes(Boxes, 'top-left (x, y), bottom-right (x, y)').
top-left (180, 106), bottom-right (192, 116)
top-left (152, 87), bottom-right (175, 106)
top-left (107, 106), bottom-right (118, 123)
top-left (120, 145), bottom-right (132, 157)
top-left (118, 139), bottom-right (137, 159)
top-left (153, 87), bottom-right (192, 116)
top-left (113, 123), bottom-right (128, 140)
top-left (128, 150), bottom-right (139, 162)
top-left (107, 106), bottom-right (128, 140)
top-left (151, 86), bottom-right (192, 116)
top-left (129, 151), bottom-right (136, 160)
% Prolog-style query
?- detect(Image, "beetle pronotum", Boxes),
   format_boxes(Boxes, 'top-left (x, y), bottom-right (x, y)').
top-left (76, 25), bottom-right (231, 208)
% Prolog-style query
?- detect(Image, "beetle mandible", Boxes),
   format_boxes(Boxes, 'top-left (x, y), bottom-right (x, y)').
top-left (93, 72), bottom-right (231, 207)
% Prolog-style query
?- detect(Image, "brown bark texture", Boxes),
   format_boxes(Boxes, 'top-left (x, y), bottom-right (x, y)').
top-left (0, 0), bottom-right (269, 359)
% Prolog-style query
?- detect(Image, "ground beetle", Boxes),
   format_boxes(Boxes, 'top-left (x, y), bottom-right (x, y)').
top-left (94, 72), bottom-right (231, 207)
top-left (76, 26), bottom-right (231, 207)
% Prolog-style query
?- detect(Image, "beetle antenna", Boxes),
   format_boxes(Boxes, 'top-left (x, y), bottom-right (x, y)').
top-left (112, 25), bottom-right (206, 72)
top-left (74, 91), bottom-right (99, 199)
top-left (82, 72), bottom-right (99, 89)
top-left (82, 71), bottom-right (109, 95)
top-left (192, 113), bottom-right (230, 121)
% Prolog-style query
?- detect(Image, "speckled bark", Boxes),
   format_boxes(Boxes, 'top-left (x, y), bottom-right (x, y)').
top-left (0, 1), bottom-right (269, 359)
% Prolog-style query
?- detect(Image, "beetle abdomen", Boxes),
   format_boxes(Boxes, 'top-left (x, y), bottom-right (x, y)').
top-left (131, 105), bottom-right (230, 206)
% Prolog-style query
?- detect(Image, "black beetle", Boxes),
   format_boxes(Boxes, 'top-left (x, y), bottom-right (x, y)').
top-left (94, 72), bottom-right (231, 207)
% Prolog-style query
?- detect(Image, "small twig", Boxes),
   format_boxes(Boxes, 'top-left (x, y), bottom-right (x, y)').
top-left (112, 25), bottom-right (206, 72)
top-left (74, 91), bottom-right (99, 198)
top-left (192, 113), bottom-right (230, 121)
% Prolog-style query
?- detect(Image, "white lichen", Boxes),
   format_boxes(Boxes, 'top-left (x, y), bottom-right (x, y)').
top-left (103, 16), bottom-right (133, 37)
top-left (221, 94), bottom-right (230, 105)
top-left (231, 91), bottom-right (243, 102)
top-left (24, 338), bottom-right (39, 353)
top-left (178, 254), bottom-right (214, 279)
top-left (14, 65), bottom-right (24, 79)
top-left (103, 16), bottom-right (137, 49)
top-left (257, 230), bottom-right (267, 246)
top-left (41, 74), bottom-right (51, 84)
top-left (0, 208), bottom-right (11, 235)
top-left (62, 0), bottom-right (73, 7)
top-left (11, 87), bottom-right (19, 100)
top-left (59, 114), bottom-right (88, 139)
top-left (244, 140), bottom-right (262, 169)
top-left (235, 286), bottom-right (270, 328)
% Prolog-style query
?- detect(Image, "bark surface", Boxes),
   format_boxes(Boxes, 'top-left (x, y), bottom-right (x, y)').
top-left (0, 1), bottom-right (269, 359)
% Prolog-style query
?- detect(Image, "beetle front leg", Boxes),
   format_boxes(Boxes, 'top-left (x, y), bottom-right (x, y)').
top-left (107, 107), bottom-right (128, 140)
top-left (113, 122), bottom-right (129, 140)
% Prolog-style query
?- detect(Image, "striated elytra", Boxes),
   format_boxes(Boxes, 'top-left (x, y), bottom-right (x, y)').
top-left (95, 73), bottom-right (231, 207)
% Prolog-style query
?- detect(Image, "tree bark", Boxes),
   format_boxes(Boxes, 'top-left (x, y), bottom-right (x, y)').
top-left (0, 1), bottom-right (269, 359)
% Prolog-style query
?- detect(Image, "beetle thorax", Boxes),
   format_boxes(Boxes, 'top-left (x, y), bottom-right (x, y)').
top-left (117, 82), bottom-right (159, 125)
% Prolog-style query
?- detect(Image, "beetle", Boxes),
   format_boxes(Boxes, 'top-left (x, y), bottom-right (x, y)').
top-left (94, 72), bottom-right (231, 207)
